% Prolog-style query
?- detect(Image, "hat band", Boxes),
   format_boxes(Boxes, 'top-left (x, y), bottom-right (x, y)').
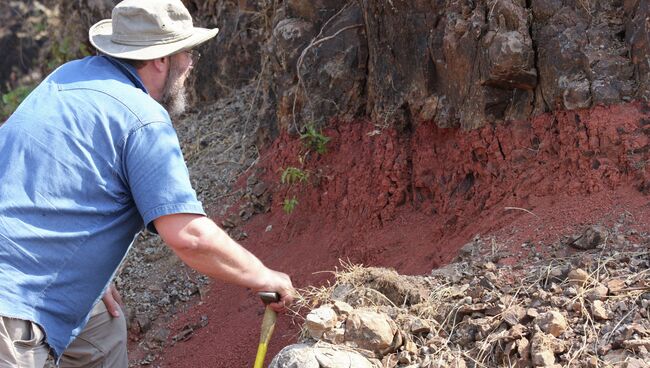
top-left (111, 30), bottom-right (194, 46)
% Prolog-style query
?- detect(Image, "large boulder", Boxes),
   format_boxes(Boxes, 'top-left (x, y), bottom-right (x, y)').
top-left (270, 342), bottom-right (375, 368)
top-left (269, 343), bottom-right (319, 368)
top-left (314, 345), bottom-right (375, 368)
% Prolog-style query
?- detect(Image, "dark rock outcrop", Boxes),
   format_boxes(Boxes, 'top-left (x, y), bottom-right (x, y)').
top-left (255, 0), bottom-right (649, 132)
top-left (1, 0), bottom-right (649, 133)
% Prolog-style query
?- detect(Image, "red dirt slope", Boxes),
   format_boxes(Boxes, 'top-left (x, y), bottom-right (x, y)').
top-left (154, 102), bottom-right (650, 367)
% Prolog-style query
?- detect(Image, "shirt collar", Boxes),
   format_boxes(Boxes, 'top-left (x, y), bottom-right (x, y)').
top-left (103, 55), bottom-right (149, 95)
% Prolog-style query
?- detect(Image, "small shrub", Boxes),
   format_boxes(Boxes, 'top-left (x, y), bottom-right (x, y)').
top-left (280, 167), bottom-right (308, 214)
top-left (300, 124), bottom-right (331, 154)
top-left (281, 166), bottom-right (309, 185)
top-left (279, 124), bottom-right (330, 216)
top-left (283, 197), bottom-right (299, 214)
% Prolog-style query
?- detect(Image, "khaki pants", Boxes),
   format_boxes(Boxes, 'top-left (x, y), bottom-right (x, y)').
top-left (0, 302), bottom-right (127, 368)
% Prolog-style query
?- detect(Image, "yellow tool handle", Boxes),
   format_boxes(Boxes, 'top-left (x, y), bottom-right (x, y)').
top-left (253, 305), bottom-right (277, 368)
top-left (253, 343), bottom-right (268, 368)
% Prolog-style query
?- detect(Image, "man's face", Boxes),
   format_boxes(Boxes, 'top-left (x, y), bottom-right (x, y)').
top-left (161, 51), bottom-right (194, 118)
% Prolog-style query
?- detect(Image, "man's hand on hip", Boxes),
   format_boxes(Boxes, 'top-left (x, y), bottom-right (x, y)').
top-left (102, 283), bottom-right (124, 318)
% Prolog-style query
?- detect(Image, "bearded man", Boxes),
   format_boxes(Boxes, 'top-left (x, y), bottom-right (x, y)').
top-left (0, 1), bottom-right (295, 367)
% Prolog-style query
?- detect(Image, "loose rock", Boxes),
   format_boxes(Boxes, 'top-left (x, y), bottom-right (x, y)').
top-left (568, 226), bottom-right (608, 250)
top-left (345, 310), bottom-right (397, 353)
top-left (305, 306), bottom-right (338, 339)
top-left (536, 311), bottom-right (568, 337)
top-left (591, 300), bottom-right (610, 320)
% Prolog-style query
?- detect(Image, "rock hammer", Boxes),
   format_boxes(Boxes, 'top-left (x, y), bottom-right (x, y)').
top-left (253, 291), bottom-right (280, 368)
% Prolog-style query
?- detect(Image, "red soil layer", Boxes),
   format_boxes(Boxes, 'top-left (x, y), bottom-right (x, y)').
top-left (154, 103), bottom-right (650, 367)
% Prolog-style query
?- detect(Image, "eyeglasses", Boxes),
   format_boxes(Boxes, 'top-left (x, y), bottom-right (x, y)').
top-left (185, 49), bottom-right (201, 66)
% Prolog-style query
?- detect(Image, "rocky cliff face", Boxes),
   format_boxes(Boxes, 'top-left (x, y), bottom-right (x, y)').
top-left (252, 0), bottom-right (650, 133)
top-left (2, 0), bottom-right (648, 133)
top-left (207, 0), bottom-right (649, 134)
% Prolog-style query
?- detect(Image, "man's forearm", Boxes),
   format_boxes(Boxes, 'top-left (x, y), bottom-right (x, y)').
top-left (154, 213), bottom-right (294, 309)
top-left (157, 215), bottom-right (270, 290)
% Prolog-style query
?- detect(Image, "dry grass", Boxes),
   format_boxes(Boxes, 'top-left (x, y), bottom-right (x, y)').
top-left (287, 237), bottom-right (649, 367)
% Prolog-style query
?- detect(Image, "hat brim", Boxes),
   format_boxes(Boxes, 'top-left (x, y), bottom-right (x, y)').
top-left (89, 19), bottom-right (219, 60)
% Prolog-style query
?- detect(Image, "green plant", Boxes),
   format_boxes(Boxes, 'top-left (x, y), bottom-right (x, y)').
top-left (282, 196), bottom-right (299, 214)
top-left (300, 124), bottom-right (331, 154)
top-left (280, 167), bottom-right (308, 214)
top-left (279, 125), bottom-right (330, 216)
top-left (1, 85), bottom-right (35, 121)
top-left (281, 166), bottom-right (309, 185)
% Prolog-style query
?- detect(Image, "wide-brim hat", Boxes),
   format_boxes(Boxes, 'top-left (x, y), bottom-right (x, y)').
top-left (89, 0), bottom-right (219, 60)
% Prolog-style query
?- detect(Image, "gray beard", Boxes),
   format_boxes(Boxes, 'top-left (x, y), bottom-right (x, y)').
top-left (161, 62), bottom-right (188, 119)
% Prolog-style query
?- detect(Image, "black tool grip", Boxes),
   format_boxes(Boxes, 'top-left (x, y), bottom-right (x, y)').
top-left (258, 291), bottom-right (280, 304)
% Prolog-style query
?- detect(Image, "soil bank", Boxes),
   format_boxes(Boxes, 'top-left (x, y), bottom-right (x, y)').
top-left (153, 102), bottom-right (650, 367)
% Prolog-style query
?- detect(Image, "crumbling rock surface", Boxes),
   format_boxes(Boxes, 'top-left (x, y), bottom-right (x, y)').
top-left (258, 0), bottom-right (650, 132)
top-left (626, 0), bottom-right (650, 101)
top-left (259, 103), bottom-right (649, 259)
top-left (182, 0), bottom-right (273, 102)
top-left (2, 0), bottom-right (650, 132)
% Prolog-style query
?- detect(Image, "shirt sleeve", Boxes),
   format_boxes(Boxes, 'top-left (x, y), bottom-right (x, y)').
top-left (122, 121), bottom-right (206, 232)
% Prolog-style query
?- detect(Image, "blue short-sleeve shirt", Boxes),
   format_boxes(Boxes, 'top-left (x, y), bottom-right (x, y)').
top-left (0, 56), bottom-right (206, 359)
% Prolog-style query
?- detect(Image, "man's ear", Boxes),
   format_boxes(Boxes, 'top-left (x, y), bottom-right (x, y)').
top-left (151, 56), bottom-right (170, 74)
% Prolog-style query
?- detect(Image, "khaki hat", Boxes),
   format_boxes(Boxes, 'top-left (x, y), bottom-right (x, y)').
top-left (89, 0), bottom-right (219, 60)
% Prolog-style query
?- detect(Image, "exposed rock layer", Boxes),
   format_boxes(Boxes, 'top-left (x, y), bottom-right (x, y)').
top-left (260, 103), bottom-right (649, 253)
top-left (2, 0), bottom-right (649, 133)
